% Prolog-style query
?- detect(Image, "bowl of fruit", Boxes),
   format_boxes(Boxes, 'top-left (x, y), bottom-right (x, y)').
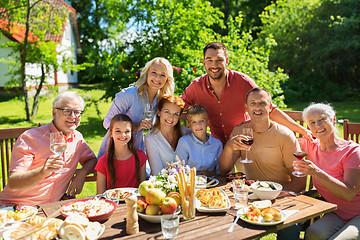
top-left (136, 181), bottom-right (181, 223)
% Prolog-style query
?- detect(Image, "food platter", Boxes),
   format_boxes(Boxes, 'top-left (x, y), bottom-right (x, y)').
top-left (238, 207), bottom-right (286, 226)
top-left (195, 188), bottom-right (230, 213)
top-left (0, 206), bottom-right (38, 228)
top-left (103, 187), bottom-right (138, 202)
top-left (61, 198), bottom-right (117, 222)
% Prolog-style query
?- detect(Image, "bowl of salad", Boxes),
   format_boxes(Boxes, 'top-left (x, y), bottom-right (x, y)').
top-left (251, 181), bottom-right (282, 200)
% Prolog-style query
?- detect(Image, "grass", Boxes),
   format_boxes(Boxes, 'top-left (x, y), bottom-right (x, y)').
top-left (1, 85), bottom-right (359, 240)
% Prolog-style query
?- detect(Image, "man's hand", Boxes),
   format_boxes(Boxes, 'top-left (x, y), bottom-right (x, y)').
top-left (42, 155), bottom-right (65, 176)
top-left (67, 171), bottom-right (86, 196)
top-left (302, 128), bottom-right (315, 142)
top-left (227, 135), bottom-right (252, 151)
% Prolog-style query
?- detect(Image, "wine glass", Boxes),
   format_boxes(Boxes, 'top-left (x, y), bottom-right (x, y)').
top-left (292, 146), bottom-right (307, 177)
top-left (143, 103), bottom-right (155, 120)
top-left (50, 132), bottom-right (69, 174)
top-left (240, 127), bottom-right (253, 163)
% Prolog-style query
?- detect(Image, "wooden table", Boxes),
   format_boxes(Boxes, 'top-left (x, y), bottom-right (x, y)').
top-left (38, 176), bottom-right (337, 240)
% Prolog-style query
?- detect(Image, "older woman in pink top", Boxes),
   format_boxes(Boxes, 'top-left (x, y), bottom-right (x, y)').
top-left (294, 103), bottom-right (360, 240)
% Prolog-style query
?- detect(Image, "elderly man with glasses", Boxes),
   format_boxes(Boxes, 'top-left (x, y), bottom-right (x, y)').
top-left (0, 91), bottom-right (97, 206)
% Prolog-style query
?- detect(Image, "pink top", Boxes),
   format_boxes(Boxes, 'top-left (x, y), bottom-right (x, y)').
top-left (301, 138), bottom-right (360, 222)
top-left (95, 150), bottom-right (147, 189)
top-left (181, 69), bottom-right (261, 145)
top-left (0, 122), bottom-right (96, 206)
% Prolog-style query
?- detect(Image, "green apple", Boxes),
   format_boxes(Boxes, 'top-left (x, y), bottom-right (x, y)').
top-left (138, 180), bottom-right (154, 197)
top-left (145, 204), bottom-right (161, 215)
top-left (145, 188), bottom-right (166, 205)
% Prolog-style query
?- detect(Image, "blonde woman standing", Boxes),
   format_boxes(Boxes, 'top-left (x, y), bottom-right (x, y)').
top-left (98, 58), bottom-right (175, 158)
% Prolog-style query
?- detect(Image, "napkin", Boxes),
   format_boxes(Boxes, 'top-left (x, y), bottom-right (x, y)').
top-left (282, 210), bottom-right (299, 219)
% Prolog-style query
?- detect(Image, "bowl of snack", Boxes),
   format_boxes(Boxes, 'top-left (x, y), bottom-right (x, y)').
top-left (61, 198), bottom-right (117, 222)
top-left (251, 181), bottom-right (283, 200)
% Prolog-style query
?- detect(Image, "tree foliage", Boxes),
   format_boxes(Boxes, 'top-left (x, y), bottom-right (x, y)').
top-left (257, 0), bottom-right (360, 102)
top-left (0, 0), bottom-right (87, 120)
top-left (100, 0), bottom-right (287, 107)
top-left (66, 0), bottom-right (129, 84)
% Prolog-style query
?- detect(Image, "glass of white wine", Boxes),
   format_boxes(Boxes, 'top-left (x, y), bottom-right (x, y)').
top-left (50, 132), bottom-right (69, 174)
top-left (143, 103), bottom-right (155, 120)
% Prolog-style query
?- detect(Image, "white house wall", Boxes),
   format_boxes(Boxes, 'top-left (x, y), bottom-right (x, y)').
top-left (56, 19), bottom-right (78, 85)
top-left (0, 35), bottom-right (20, 87)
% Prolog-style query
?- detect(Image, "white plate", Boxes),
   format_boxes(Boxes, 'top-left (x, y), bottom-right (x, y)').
top-left (238, 207), bottom-right (287, 226)
top-left (195, 188), bottom-right (231, 213)
top-left (137, 208), bottom-right (181, 223)
top-left (0, 206), bottom-right (38, 228)
top-left (103, 188), bottom-right (139, 202)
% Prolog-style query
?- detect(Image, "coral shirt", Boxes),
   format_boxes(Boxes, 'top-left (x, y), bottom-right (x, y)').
top-left (95, 150), bottom-right (147, 189)
top-left (0, 122), bottom-right (96, 206)
top-left (181, 69), bottom-right (258, 145)
top-left (300, 138), bottom-right (360, 222)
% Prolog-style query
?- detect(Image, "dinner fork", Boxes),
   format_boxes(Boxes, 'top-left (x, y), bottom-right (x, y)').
top-left (228, 209), bottom-right (242, 233)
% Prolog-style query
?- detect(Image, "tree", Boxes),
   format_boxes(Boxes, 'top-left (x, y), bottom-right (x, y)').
top-left (103, 0), bottom-right (288, 107)
top-left (257, 0), bottom-right (360, 102)
top-left (0, 0), bottom-right (86, 120)
top-left (67, 0), bottom-right (129, 84)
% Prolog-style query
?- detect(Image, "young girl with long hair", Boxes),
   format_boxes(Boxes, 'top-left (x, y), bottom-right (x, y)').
top-left (95, 114), bottom-right (147, 193)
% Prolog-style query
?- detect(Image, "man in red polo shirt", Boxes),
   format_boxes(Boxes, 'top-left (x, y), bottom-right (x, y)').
top-left (181, 42), bottom-right (311, 145)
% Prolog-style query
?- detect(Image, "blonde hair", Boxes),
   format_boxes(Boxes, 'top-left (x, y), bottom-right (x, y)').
top-left (135, 57), bottom-right (175, 99)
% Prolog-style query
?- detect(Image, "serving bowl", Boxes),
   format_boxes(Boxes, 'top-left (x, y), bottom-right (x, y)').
top-left (61, 198), bottom-right (117, 222)
top-left (251, 181), bottom-right (283, 200)
top-left (137, 207), bottom-right (181, 223)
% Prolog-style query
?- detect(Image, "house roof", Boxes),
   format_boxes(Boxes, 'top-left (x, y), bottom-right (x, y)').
top-left (0, 0), bottom-right (81, 49)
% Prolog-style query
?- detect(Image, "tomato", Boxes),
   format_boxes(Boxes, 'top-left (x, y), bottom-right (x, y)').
top-left (121, 192), bottom-right (130, 199)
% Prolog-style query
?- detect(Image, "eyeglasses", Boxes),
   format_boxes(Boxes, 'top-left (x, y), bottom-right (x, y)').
top-left (55, 108), bottom-right (83, 117)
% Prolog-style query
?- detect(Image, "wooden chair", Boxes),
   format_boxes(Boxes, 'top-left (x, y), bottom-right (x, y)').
top-left (0, 125), bottom-right (42, 191)
top-left (343, 119), bottom-right (360, 143)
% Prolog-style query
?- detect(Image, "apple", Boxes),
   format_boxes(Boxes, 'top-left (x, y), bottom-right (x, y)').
top-left (145, 204), bottom-right (161, 215)
top-left (160, 197), bottom-right (178, 214)
top-left (167, 192), bottom-right (181, 207)
top-left (145, 188), bottom-right (166, 205)
top-left (138, 180), bottom-right (154, 197)
top-left (136, 196), bottom-right (147, 213)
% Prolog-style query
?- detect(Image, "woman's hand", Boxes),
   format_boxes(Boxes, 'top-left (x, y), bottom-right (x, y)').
top-left (293, 158), bottom-right (321, 176)
top-left (135, 119), bottom-right (152, 131)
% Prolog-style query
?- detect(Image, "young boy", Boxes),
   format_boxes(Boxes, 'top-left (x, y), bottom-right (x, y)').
top-left (175, 105), bottom-right (223, 176)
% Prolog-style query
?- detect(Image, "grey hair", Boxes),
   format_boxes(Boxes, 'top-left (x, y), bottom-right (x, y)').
top-left (303, 103), bottom-right (339, 134)
top-left (303, 103), bottom-right (336, 121)
top-left (52, 91), bottom-right (85, 110)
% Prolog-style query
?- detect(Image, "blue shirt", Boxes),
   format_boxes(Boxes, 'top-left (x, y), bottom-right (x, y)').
top-left (175, 133), bottom-right (223, 173)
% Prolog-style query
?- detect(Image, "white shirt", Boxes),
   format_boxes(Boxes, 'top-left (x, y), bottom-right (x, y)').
top-left (145, 127), bottom-right (191, 175)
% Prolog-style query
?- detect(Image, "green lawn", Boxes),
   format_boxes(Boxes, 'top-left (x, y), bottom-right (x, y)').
top-left (0, 85), bottom-right (359, 240)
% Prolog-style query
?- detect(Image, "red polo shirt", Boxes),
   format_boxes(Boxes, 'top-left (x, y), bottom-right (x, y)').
top-left (182, 69), bottom-right (271, 145)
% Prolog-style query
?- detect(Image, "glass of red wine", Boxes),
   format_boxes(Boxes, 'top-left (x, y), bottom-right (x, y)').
top-left (292, 151), bottom-right (307, 177)
top-left (240, 127), bottom-right (253, 163)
